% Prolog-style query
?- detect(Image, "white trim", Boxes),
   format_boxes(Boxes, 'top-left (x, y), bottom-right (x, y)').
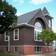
top-left (8, 36), bottom-right (10, 52)
top-left (35, 45), bottom-right (41, 54)
top-left (4, 32), bottom-right (9, 41)
top-left (34, 22), bottom-right (42, 41)
top-left (17, 23), bottom-right (34, 27)
top-left (34, 29), bottom-right (42, 41)
top-left (13, 29), bottom-right (19, 40)
top-left (34, 39), bottom-right (42, 41)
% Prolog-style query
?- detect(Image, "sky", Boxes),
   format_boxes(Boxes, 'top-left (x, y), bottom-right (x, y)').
top-left (6, 0), bottom-right (56, 32)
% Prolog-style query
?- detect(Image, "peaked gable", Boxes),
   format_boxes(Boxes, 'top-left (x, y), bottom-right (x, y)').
top-left (42, 7), bottom-right (50, 16)
top-left (17, 8), bottom-right (41, 24)
top-left (17, 7), bottom-right (52, 28)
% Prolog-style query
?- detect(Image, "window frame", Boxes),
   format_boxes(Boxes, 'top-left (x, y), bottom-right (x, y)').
top-left (48, 19), bottom-right (51, 28)
top-left (13, 29), bottom-right (19, 40)
top-left (34, 30), bottom-right (42, 41)
top-left (4, 31), bottom-right (10, 41)
top-left (35, 45), bottom-right (41, 54)
top-left (34, 22), bottom-right (42, 41)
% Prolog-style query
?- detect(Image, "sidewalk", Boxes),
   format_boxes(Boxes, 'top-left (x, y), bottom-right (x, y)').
top-left (23, 52), bottom-right (56, 56)
top-left (16, 52), bottom-right (56, 56)
top-left (24, 54), bottom-right (45, 56)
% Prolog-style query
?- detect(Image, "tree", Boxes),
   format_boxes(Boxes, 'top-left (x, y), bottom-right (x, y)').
top-left (38, 29), bottom-right (56, 46)
top-left (0, 0), bottom-right (17, 33)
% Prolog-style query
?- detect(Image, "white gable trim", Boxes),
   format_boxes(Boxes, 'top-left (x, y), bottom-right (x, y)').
top-left (17, 23), bottom-right (34, 27)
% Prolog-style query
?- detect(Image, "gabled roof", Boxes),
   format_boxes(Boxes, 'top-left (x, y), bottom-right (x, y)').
top-left (17, 8), bottom-right (41, 24)
top-left (17, 7), bottom-right (52, 25)
top-left (43, 7), bottom-right (53, 19)
top-left (42, 7), bottom-right (49, 15)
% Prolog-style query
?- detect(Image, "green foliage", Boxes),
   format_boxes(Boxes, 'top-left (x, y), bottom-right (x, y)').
top-left (38, 29), bottom-right (56, 45)
top-left (0, 0), bottom-right (17, 33)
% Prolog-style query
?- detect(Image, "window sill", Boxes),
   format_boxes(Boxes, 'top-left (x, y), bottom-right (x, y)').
top-left (4, 40), bottom-right (9, 41)
top-left (14, 39), bottom-right (19, 41)
top-left (34, 40), bottom-right (42, 42)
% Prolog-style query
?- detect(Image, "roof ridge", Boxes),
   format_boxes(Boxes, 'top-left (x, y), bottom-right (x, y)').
top-left (18, 8), bottom-right (41, 17)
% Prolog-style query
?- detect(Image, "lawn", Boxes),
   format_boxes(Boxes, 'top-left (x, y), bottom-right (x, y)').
top-left (0, 52), bottom-right (16, 56)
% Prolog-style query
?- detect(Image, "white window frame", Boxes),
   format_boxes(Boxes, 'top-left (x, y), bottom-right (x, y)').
top-left (48, 19), bottom-right (51, 28)
top-left (34, 22), bottom-right (42, 41)
top-left (4, 32), bottom-right (9, 41)
top-left (35, 45), bottom-right (41, 54)
top-left (13, 29), bottom-right (19, 40)
top-left (34, 30), bottom-right (42, 41)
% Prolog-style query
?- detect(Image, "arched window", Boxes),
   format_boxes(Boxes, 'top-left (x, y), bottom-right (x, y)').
top-left (49, 19), bottom-right (51, 28)
top-left (34, 22), bottom-right (42, 41)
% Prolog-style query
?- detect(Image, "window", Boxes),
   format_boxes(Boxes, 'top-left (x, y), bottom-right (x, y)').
top-left (4, 31), bottom-right (10, 41)
top-left (13, 29), bottom-right (19, 40)
top-left (52, 40), bottom-right (56, 51)
top-left (34, 31), bottom-right (40, 41)
top-left (35, 46), bottom-right (41, 54)
top-left (15, 47), bottom-right (18, 52)
top-left (49, 19), bottom-right (51, 28)
top-left (34, 22), bottom-right (42, 41)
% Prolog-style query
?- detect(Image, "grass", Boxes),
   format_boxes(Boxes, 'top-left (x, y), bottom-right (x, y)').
top-left (0, 52), bottom-right (16, 56)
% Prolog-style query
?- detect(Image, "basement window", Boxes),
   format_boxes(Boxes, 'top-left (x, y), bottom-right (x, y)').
top-left (35, 46), bottom-right (41, 54)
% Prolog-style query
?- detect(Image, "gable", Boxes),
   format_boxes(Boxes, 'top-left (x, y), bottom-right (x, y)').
top-left (28, 9), bottom-right (47, 26)
top-left (17, 8), bottom-right (41, 25)
top-left (16, 7), bottom-right (52, 30)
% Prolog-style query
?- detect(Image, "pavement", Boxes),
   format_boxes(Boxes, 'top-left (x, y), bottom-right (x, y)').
top-left (24, 52), bottom-right (56, 56)
top-left (16, 52), bottom-right (56, 56)
top-left (22, 54), bottom-right (45, 56)
top-left (23, 53), bottom-right (56, 56)
top-left (25, 55), bottom-right (45, 56)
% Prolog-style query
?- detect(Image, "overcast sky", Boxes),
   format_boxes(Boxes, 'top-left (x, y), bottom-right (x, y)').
top-left (6, 0), bottom-right (56, 32)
